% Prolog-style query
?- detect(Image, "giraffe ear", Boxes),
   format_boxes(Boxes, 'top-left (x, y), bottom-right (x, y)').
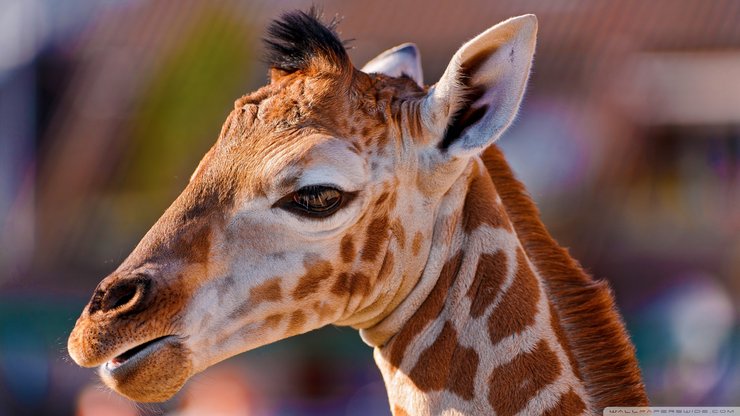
top-left (361, 43), bottom-right (424, 86)
top-left (423, 15), bottom-right (537, 156)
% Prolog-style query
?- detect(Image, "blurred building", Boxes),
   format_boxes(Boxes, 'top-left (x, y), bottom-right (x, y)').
top-left (0, 0), bottom-right (738, 414)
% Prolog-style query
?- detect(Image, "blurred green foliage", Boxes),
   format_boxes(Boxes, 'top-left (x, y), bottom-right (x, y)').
top-left (119, 8), bottom-right (253, 218)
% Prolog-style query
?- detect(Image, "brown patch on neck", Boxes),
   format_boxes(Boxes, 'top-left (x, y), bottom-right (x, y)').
top-left (482, 145), bottom-right (649, 408)
top-left (386, 251), bottom-right (463, 367)
top-left (408, 321), bottom-right (479, 400)
top-left (488, 339), bottom-right (562, 416)
top-left (466, 250), bottom-right (508, 318)
top-left (463, 165), bottom-right (511, 233)
top-left (542, 388), bottom-right (586, 416)
top-left (487, 248), bottom-right (540, 345)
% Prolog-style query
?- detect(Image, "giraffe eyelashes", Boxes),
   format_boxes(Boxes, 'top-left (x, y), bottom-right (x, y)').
top-left (275, 185), bottom-right (358, 219)
top-left (293, 186), bottom-right (341, 214)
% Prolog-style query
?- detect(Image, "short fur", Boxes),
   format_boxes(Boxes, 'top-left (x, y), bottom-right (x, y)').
top-left (482, 145), bottom-right (650, 409)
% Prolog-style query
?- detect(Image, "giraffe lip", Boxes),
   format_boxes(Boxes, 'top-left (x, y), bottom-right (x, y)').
top-left (105, 335), bottom-right (175, 372)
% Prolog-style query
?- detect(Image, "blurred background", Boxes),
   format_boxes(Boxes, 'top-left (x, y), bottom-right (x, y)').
top-left (0, 0), bottom-right (738, 414)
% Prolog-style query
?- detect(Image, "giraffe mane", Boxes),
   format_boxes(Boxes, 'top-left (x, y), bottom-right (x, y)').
top-left (481, 144), bottom-right (650, 409)
top-left (263, 7), bottom-right (350, 74)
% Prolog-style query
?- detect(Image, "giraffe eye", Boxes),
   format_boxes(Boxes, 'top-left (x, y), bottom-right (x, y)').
top-left (277, 185), bottom-right (355, 218)
top-left (294, 185), bottom-right (341, 212)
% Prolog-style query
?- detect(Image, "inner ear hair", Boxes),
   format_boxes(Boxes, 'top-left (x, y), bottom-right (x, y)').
top-left (440, 42), bottom-right (511, 150)
top-left (424, 15), bottom-right (537, 156)
top-left (439, 84), bottom-right (488, 150)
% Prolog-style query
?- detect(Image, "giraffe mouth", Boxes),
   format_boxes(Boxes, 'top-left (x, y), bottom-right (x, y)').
top-left (98, 333), bottom-right (193, 402)
top-left (105, 335), bottom-right (175, 372)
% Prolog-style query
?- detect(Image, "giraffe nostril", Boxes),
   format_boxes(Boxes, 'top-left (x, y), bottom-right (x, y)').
top-left (89, 274), bottom-right (152, 315)
top-left (104, 281), bottom-right (138, 311)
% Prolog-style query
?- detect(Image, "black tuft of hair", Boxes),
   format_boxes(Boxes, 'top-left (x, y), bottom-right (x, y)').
top-left (264, 7), bottom-right (350, 73)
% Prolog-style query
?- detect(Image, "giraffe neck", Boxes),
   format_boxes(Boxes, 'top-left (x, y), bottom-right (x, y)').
top-left (366, 146), bottom-right (648, 415)
top-left (368, 157), bottom-right (591, 415)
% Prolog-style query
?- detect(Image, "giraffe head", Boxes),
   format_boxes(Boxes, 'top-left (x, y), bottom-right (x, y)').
top-left (68, 9), bottom-right (537, 402)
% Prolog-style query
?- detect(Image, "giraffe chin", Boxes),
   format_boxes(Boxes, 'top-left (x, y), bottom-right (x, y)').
top-left (99, 336), bottom-right (193, 403)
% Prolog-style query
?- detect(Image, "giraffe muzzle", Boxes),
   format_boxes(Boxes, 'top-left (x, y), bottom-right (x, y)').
top-left (68, 266), bottom-right (198, 401)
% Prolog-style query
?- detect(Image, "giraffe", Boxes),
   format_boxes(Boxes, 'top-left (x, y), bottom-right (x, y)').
top-left (68, 9), bottom-right (649, 414)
